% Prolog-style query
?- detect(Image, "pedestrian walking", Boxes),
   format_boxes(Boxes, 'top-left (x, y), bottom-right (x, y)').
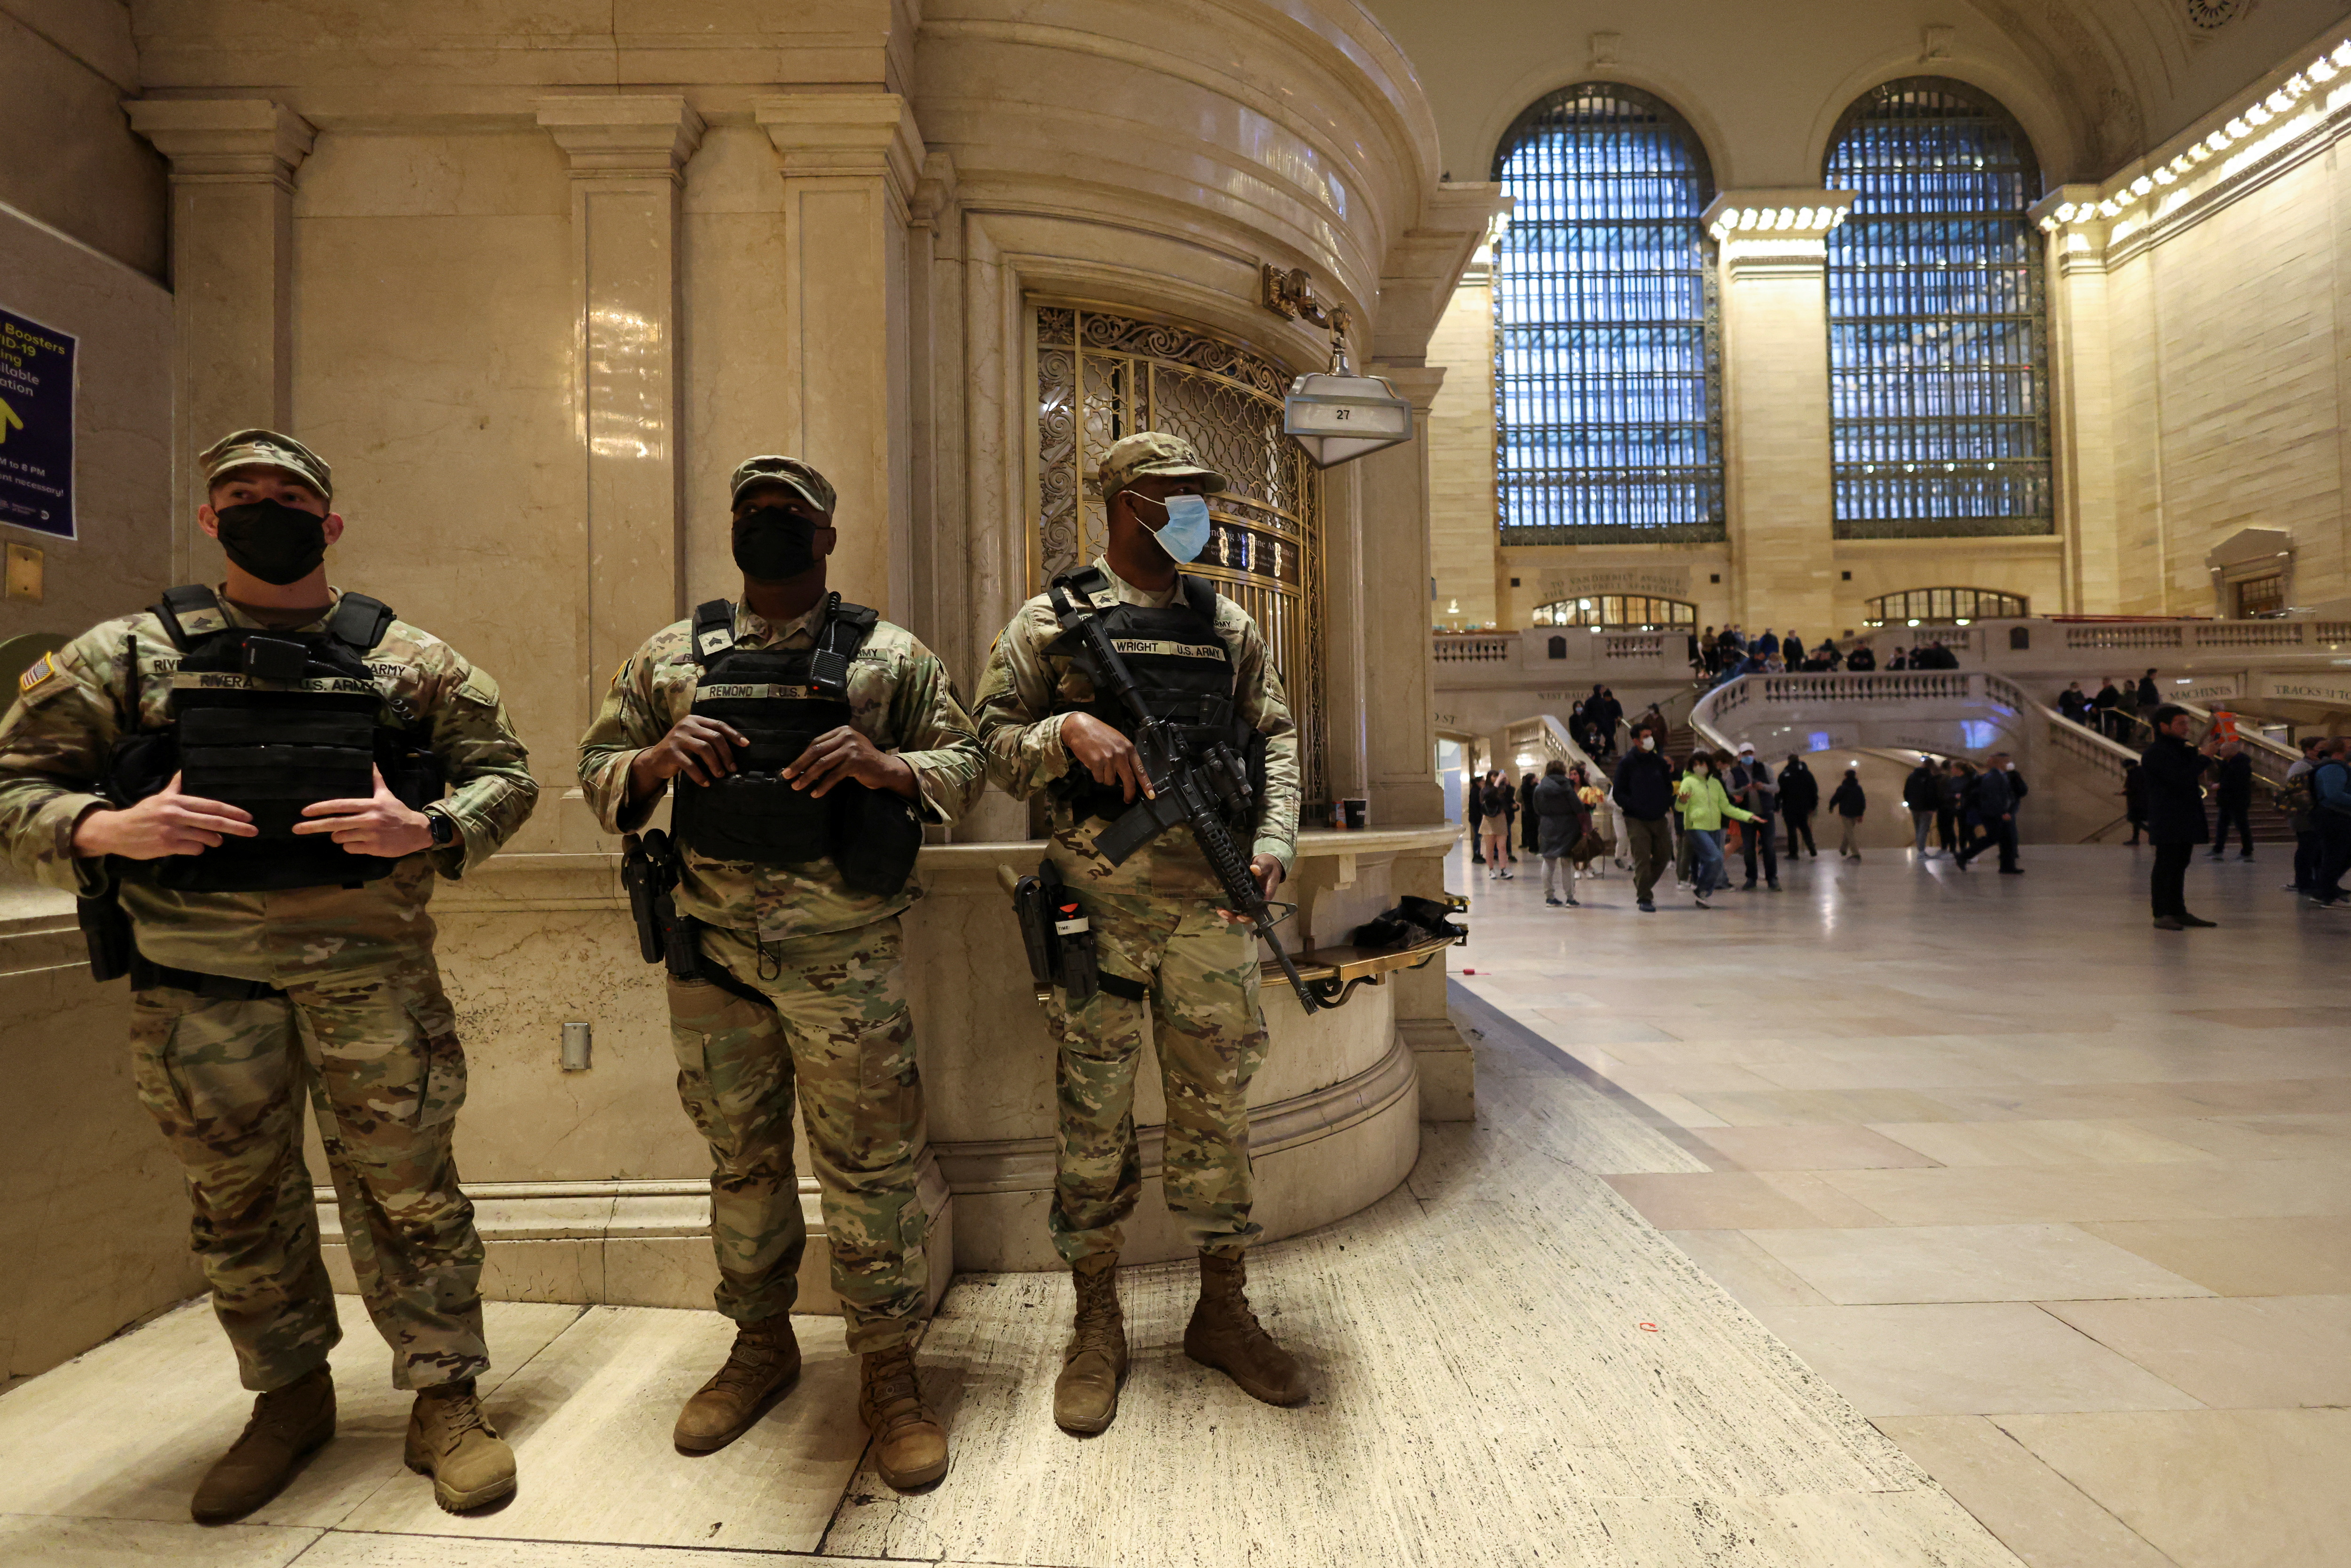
top-left (1674, 753), bottom-right (1759, 908)
top-left (1779, 754), bottom-right (1820, 858)
top-left (1903, 754), bottom-right (1941, 856)
top-left (1613, 727), bottom-right (1677, 914)
top-left (1830, 767), bottom-right (1868, 859)
top-left (2211, 743), bottom-right (2255, 860)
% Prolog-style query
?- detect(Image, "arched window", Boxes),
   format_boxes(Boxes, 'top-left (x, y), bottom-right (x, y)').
top-left (1867, 587), bottom-right (2028, 624)
top-left (1531, 594), bottom-right (1698, 629)
top-left (1825, 79), bottom-right (2050, 539)
top-left (1491, 85), bottom-right (1723, 543)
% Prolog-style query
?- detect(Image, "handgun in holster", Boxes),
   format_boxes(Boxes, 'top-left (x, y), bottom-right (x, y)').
top-left (623, 828), bottom-right (699, 982)
top-left (1002, 859), bottom-right (1099, 1005)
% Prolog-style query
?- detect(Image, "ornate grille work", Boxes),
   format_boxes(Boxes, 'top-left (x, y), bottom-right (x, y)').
top-left (1867, 586), bottom-right (2028, 624)
top-left (1491, 84), bottom-right (1725, 544)
top-left (1826, 78), bottom-right (2052, 540)
top-left (1035, 303), bottom-right (1326, 802)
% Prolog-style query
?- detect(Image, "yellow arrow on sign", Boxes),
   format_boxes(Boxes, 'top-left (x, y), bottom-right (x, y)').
top-left (0, 396), bottom-right (19, 445)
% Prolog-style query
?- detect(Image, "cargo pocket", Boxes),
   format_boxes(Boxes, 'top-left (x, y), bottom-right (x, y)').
top-left (397, 983), bottom-right (467, 1128)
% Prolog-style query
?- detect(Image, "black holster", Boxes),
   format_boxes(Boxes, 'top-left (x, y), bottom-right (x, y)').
top-left (622, 828), bottom-right (775, 1011)
top-left (1009, 859), bottom-right (1103, 1004)
top-left (77, 887), bottom-right (133, 984)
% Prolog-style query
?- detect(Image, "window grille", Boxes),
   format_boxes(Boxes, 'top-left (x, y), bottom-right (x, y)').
top-left (1531, 595), bottom-right (1698, 629)
top-left (1826, 78), bottom-right (2051, 540)
top-left (1866, 587), bottom-right (2028, 624)
top-left (1034, 303), bottom-right (1326, 801)
top-left (1491, 85), bottom-right (1724, 544)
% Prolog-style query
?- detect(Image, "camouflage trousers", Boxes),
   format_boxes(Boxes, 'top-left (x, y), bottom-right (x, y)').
top-left (128, 956), bottom-right (486, 1393)
top-left (669, 918), bottom-right (929, 1353)
top-left (1045, 890), bottom-right (1268, 1266)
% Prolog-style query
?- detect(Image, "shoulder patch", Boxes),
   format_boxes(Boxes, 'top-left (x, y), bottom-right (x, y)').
top-left (456, 668), bottom-right (501, 707)
top-left (17, 652), bottom-right (61, 694)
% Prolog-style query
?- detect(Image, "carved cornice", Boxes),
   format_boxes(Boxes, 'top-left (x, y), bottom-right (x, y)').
top-left (755, 92), bottom-right (924, 204)
top-left (123, 98), bottom-right (315, 189)
top-left (533, 95), bottom-right (706, 181)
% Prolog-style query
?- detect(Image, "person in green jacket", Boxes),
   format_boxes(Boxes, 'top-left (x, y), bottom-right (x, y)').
top-left (1675, 752), bottom-right (1759, 908)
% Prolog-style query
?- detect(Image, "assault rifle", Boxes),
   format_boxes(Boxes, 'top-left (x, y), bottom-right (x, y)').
top-left (1050, 579), bottom-right (1320, 1014)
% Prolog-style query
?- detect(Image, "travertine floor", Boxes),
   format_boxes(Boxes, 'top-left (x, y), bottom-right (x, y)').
top-left (1456, 838), bottom-right (2350, 1568)
top-left (9, 841), bottom-right (2333, 1567)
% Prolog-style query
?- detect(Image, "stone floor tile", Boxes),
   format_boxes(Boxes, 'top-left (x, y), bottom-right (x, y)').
top-left (1743, 1224), bottom-right (2214, 1305)
top-left (1587, 1488), bottom-right (2027, 1568)
top-left (1865, 1119), bottom-right (2214, 1168)
top-left (1660, 1230), bottom-right (1836, 1312)
top-left (1870, 1416), bottom-right (2177, 1568)
top-left (0, 1297), bottom-right (582, 1528)
top-left (0, 1515), bottom-right (321, 1567)
top-left (2038, 1295), bottom-right (2351, 1408)
top-left (1603, 1172), bottom-right (1857, 1230)
top-left (1742, 1303), bottom-right (2203, 1417)
top-left (291, 1536), bottom-right (924, 1568)
top-left (333, 1306), bottom-right (868, 1552)
top-left (1690, 1125), bottom-right (1945, 1171)
top-left (1689, 1087), bottom-right (1981, 1127)
top-left (2125, 1113), bottom-right (2351, 1162)
top-left (1813, 1158), bottom-right (2351, 1226)
top-left (2078, 1217), bottom-right (2351, 1296)
top-left (1997, 1409), bottom-right (2351, 1568)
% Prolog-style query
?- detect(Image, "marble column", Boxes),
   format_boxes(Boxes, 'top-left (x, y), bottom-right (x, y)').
top-left (1704, 192), bottom-right (1849, 635)
top-left (2032, 186), bottom-right (2118, 615)
top-left (755, 94), bottom-right (924, 620)
top-left (535, 97), bottom-right (704, 752)
top-left (1356, 364), bottom-right (1448, 829)
top-left (123, 98), bottom-right (314, 578)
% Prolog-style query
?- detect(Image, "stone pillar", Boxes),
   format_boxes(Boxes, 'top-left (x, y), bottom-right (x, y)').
top-left (1357, 364), bottom-right (1449, 828)
top-left (2033, 186), bottom-right (2118, 615)
top-left (1704, 191), bottom-right (1850, 635)
top-left (536, 97), bottom-right (704, 748)
top-left (124, 99), bottom-right (314, 578)
top-left (755, 94), bottom-right (923, 620)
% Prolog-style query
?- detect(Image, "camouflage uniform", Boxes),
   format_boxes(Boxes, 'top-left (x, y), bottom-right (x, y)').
top-left (577, 598), bottom-right (983, 1351)
top-left (0, 592), bottom-right (538, 1391)
top-left (972, 555), bottom-right (1300, 1265)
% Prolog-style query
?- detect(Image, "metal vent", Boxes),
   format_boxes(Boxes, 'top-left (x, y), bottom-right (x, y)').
top-left (1491, 84), bottom-right (1725, 544)
top-left (1825, 78), bottom-right (2052, 541)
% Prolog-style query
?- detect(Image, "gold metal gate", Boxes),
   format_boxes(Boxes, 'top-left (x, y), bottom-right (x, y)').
top-left (1035, 302), bottom-right (1326, 804)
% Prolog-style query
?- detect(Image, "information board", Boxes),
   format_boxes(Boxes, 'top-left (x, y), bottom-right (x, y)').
top-left (0, 307), bottom-right (76, 540)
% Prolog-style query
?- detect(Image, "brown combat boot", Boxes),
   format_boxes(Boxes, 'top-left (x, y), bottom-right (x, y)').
top-left (1053, 1253), bottom-right (1128, 1434)
top-left (1183, 1251), bottom-right (1308, 1406)
top-left (674, 1315), bottom-right (802, 1453)
top-left (404, 1379), bottom-right (517, 1513)
top-left (857, 1343), bottom-right (947, 1490)
top-left (190, 1367), bottom-right (336, 1523)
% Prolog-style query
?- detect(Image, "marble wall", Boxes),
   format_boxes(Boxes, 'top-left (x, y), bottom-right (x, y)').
top-left (0, 1), bottom-right (165, 278)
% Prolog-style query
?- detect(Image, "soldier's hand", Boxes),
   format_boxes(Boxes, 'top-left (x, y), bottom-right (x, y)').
top-left (71, 772), bottom-right (257, 859)
top-left (1062, 713), bottom-right (1152, 803)
top-left (637, 714), bottom-right (749, 790)
top-left (1215, 854), bottom-right (1285, 926)
top-left (784, 726), bottom-right (918, 799)
top-left (296, 766), bottom-right (436, 857)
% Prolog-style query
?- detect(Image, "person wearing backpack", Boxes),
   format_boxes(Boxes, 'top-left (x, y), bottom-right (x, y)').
top-left (2306, 737), bottom-right (2351, 909)
top-left (1829, 767), bottom-right (1869, 859)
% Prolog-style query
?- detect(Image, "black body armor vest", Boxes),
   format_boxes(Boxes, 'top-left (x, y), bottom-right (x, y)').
top-left (106, 585), bottom-right (444, 893)
top-left (668, 595), bottom-right (923, 895)
top-left (1046, 567), bottom-right (1266, 825)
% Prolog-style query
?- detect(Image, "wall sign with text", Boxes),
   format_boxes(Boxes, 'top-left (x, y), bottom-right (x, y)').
top-left (0, 307), bottom-right (76, 541)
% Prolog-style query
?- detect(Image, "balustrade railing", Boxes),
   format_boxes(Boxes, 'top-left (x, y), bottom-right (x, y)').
top-left (1433, 634), bottom-right (1515, 664)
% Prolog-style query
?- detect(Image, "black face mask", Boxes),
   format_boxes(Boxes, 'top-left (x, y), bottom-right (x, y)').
top-left (732, 507), bottom-right (822, 582)
top-left (213, 498), bottom-right (329, 585)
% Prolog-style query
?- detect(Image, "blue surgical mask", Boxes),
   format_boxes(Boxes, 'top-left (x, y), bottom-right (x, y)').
top-left (1149, 493), bottom-right (1213, 564)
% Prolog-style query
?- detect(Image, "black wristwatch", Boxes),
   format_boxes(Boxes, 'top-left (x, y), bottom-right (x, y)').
top-left (424, 809), bottom-right (458, 848)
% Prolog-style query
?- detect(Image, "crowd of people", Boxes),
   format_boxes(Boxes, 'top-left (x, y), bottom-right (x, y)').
top-left (2056, 669), bottom-right (2165, 742)
top-left (1685, 624), bottom-right (1965, 685)
top-left (1467, 722), bottom-right (1873, 912)
top-left (2129, 713), bottom-right (2351, 926)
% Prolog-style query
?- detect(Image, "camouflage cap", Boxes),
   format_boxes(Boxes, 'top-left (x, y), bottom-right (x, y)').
top-left (199, 429), bottom-right (333, 500)
top-left (729, 455), bottom-right (836, 514)
top-left (1098, 431), bottom-right (1229, 499)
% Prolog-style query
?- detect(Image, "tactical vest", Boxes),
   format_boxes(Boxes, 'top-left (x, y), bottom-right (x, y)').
top-left (1045, 567), bottom-right (1265, 825)
top-left (668, 594), bottom-right (924, 895)
top-left (105, 585), bottom-right (444, 893)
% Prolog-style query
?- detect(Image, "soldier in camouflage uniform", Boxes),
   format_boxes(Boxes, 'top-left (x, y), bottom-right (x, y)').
top-left (0, 431), bottom-right (537, 1520)
top-left (973, 430), bottom-right (1310, 1434)
top-left (577, 455), bottom-right (983, 1490)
